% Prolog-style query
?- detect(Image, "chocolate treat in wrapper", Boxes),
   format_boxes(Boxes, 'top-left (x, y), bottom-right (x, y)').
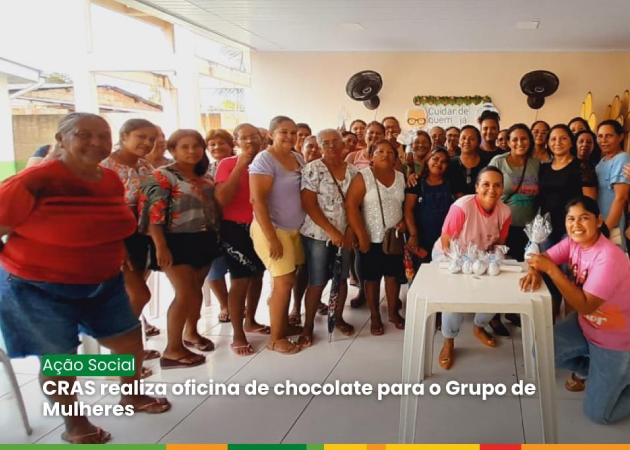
top-left (472, 251), bottom-right (489, 275)
top-left (524, 211), bottom-right (552, 260)
top-left (462, 243), bottom-right (478, 275)
top-left (492, 245), bottom-right (509, 261)
top-left (487, 261), bottom-right (501, 276)
top-left (446, 238), bottom-right (464, 274)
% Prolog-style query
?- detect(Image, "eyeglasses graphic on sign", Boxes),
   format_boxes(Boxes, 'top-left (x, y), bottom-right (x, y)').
top-left (407, 108), bottom-right (428, 127)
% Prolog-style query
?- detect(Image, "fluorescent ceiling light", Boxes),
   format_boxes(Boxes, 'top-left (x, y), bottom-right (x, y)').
top-left (517, 21), bottom-right (540, 30)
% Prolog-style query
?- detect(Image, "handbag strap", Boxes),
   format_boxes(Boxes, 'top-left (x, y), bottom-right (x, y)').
top-left (324, 161), bottom-right (346, 202)
top-left (504, 156), bottom-right (528, 203)
top-left (371, 168), bottom-right (387, 229)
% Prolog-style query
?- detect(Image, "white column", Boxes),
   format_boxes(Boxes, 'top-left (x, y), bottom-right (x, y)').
top-left (70, 0), bottom-right (98, 113)
top-left (0, 75), bottom-right (16, 180)
top-left (160, 87), bottom-right (179, 134)
top-left (173, 25), bottom-right (201, 130)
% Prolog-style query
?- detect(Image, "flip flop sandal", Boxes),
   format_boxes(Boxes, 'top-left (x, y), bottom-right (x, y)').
top-left (126, 397), bottom-right (171, 414)
top-left (267, 339), bottom-right (301, 355)
top-left (296, 335), bottom-right (313, 348)
top-left (61, 427), bottom-right (111, 444)
top-left (183, 337), bottom-right (215, 352)
top-left (231, 343), bottom-right (255, 356)
top-left (336, 323), bottom-right (355, 336)
top-left (160, 354), bottom-right (206, 370)
top-left (389, 319), bottom-right (405, 330)
top-left (317, 303), bottom-right (329, 315)
top-left (141, 367), bottom-right (153, 379)
top-left (370, 324), bottom-right (385, 336)
top-left (144, 349), bottom-right (161, 361)
top-left (246, 325), bottom-right (271, 335)
top-left (565, 373), bottom-right (586, 392)
top-left (218, 311), bottom-right (230, 323)
top-left (289, 314), bottom-right (302, 326)
top-left (145, 324), bottom-right (160, 337)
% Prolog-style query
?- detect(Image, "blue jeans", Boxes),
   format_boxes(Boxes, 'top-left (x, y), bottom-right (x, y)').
top-left (555, 312), bottom-right (630, 424)
top-left (441, 312), bottom-right (495, 338)
top-left (302, 236), bottom-right (351, 286)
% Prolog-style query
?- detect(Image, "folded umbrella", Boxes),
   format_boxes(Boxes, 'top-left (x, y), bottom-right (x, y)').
top-left (327, 247), bottom-right (344, 342)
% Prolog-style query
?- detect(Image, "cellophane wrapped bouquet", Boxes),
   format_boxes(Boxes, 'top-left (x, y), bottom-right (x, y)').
top-left (524, 211), bottom-right (552, 260)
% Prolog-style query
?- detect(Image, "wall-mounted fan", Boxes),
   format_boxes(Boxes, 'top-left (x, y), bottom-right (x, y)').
top-left (346, 70), bottom-right (383, 110)
top-left (520, 70), bottom-right (560, 110)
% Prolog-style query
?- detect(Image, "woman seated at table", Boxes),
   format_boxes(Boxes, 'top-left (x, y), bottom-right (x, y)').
top-left (520, 196), bottom-right (630, 424)
top-left (432, 166), bottom-right (512, 370)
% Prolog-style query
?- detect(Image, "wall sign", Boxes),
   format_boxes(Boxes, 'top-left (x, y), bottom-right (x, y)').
top-left (408, 95), bottom-right (499, 129)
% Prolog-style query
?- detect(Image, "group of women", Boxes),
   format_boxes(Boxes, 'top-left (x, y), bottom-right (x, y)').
top-left (0, 110), bottom-right (629, 443)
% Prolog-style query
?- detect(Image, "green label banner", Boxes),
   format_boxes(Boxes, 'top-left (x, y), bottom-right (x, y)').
top-left (41, 354), bottom-right (136, 377)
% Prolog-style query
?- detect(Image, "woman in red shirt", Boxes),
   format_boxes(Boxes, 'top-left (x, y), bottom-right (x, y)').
top-left (0, 113), bottom-right (170, 444)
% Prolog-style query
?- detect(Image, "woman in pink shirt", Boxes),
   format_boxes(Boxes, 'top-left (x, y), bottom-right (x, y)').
top-left (520, 196), bottom-right (630, 424)
top-left (433, 166), bottom-right (512, 370)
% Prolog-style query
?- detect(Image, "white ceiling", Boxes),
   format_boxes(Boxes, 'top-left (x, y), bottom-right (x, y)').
top-left (128, 0), bottom-right (630, 52)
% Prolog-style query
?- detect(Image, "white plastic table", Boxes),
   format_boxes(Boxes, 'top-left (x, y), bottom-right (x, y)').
top-left (398, 262), bottom-right (557, 443)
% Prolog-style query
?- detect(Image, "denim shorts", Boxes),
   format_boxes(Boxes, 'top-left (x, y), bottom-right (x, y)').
top-left (302, 236), bottom-right (351, 286)
top-left (207, 255), bottom-right (229, 281)
top-left (0, 266), bottom-right (140, 358)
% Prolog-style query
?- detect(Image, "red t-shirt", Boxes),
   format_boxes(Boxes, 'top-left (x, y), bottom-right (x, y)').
top-left (0, 160), bottom-right (137, 284)
top-left (214, 156), bottom-right (253, 223)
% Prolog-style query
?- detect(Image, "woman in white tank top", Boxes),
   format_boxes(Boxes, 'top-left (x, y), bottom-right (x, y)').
top-left (346, 139), bottom-right (406, 336)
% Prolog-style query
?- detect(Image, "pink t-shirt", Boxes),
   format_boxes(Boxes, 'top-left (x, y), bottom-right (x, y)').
top-left (547, 234), bottom-right (630, 351)
top-left (433, 194), bottom-right (512, 255)
top-left (215, 156), bottom-right (252, 224)
top-left (345, 150), bottom-right (371, 169)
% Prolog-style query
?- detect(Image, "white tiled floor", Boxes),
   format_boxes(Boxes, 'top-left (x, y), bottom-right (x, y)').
top-left (1, 274), bottom-right (628, 444)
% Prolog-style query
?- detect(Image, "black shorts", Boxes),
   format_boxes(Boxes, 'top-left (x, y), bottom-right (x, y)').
top-left (220, 220), bottom-right (265, 279)
top-left (358, 243), bottom-right (404, 282)
top-left (124, 233), bottom-right (151, 271)
top-left (149, 231), bottom-right (219, 271)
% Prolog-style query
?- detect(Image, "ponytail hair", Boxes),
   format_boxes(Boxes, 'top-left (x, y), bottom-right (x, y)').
top-left (565, 196), bottom-right (610, 238)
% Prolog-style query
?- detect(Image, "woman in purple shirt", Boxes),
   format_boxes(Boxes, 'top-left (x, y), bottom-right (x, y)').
top-left (250, 116), bottom-right (306, 354)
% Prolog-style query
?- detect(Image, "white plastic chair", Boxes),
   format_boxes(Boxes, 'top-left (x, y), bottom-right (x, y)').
top-left (0, 349), bottom-right (33, 435)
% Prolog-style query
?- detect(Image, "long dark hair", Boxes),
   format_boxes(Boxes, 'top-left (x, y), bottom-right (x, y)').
top-left (565, 196), bottom-right (610, 238)
top-left (574, 129), bottom-right (601, 162)
top-left (167, 129), bottom-right (209, 176)
top-left (507, 123), bottom-right (535, 157)
top-left (421, 147), bottom-right (450, 180)
top-left (597, 119), bottom-right (625, 150)
top-left (546, 124), bottom-right (576, 156)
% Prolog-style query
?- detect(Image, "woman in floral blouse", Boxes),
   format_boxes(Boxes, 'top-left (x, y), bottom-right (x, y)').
top-left (298, 129), bottom-right (357, 347)
top-left (140, 129), bottom-right (220, 370)
top-left (101, 118), bottom-right (160, 371)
